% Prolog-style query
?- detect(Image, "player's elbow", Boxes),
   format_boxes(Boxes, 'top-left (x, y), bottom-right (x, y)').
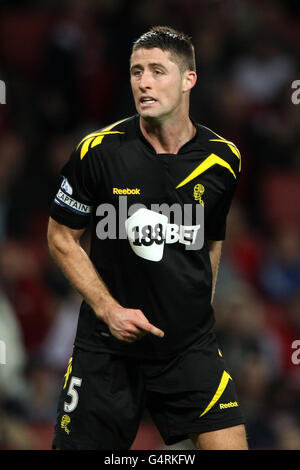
top-left (47, 219), bottom-right (72, 258)
top-left (47, 228), bottom-right (66, 258)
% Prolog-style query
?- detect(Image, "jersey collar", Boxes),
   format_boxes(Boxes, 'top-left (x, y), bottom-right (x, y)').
top-left (135, 114), bottom-right (200, 156)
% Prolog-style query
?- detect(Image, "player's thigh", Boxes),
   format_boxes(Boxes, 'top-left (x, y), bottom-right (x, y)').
top-left (147, 334), bottom-right (246, 447)
top-left (53, 347), bottom-right (145, 450)
top-left (189, 424), bottom-right (248, 450)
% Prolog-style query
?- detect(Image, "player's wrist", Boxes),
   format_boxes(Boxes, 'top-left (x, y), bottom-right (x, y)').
top-left (93, 296), bottom-right (120, 324)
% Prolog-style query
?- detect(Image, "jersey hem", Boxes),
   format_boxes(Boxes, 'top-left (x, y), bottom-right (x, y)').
top-left (73, 331), bottom-right (216, 361)
top-left (163, 417), bottom-right (246, 446)
top-left (52, 436), bottom-right (109, 451)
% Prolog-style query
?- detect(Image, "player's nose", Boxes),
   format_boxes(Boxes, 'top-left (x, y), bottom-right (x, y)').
top-left (139, 72), bottom-right (152, 90)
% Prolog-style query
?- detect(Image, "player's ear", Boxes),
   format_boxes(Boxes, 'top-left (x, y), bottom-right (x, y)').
top-left (182, 70), bottom-right (197, 93)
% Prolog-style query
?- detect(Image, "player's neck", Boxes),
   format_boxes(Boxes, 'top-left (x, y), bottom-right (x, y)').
top-left (139, 113), bottom-right (196, 155)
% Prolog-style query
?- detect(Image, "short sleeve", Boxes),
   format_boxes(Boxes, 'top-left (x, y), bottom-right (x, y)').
top-left (50, 146), bottom-right (99, 229)
top-left (205, 164), bottom-right (240, 241)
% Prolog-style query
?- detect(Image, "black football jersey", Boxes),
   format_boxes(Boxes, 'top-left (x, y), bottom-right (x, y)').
top-left (50, 115), bottom-right (241, 359)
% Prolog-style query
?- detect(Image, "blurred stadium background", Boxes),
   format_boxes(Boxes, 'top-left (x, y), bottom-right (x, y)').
top-left (0, 0), bottom-right (299, 450)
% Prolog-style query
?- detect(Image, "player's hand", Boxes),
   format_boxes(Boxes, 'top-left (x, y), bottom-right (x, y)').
top-left (103, 304), bottom-right (165, 343)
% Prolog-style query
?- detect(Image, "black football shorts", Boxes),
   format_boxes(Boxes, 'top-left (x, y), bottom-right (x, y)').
top-left (52, 333), bottom-right (245, 450)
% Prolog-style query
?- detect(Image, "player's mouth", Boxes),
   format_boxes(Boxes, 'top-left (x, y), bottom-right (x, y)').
top-left (139, 96), bottom-right (157, 107)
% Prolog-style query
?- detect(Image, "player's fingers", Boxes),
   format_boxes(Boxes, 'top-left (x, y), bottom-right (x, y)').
top-left (123, 322), bottom-right (147, 336)
top-left (148, 324), bottom-right (165, 338)
top-left (122, 330), bottom-right (145, 343)
top-left (133, 319), bottom-right (164, 338)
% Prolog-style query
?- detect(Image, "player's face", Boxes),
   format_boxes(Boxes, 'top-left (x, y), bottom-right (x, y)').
top-left (130, 47), bottom-right (188, 121)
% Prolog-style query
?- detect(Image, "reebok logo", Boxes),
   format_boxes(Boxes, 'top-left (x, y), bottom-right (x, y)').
top-left (219, 401), bottom-right (239, 409)
top-left (113, 187), bottom-right (141, 195)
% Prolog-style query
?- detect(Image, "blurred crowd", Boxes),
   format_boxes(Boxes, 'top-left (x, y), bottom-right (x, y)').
top-left (0, 0), bottom-right (299, 450)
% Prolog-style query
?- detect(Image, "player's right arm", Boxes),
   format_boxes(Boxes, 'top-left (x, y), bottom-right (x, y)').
top-left (47, 217), bottom-right (164, 343)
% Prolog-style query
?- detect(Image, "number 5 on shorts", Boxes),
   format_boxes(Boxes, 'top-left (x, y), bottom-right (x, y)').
top-left (64, 376), bottom-right (82, 412)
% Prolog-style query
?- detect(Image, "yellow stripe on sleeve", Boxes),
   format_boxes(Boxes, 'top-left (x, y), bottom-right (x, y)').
top-left (176, 153), bottom-right (237, 189)
top-left (77, 118), bottom-right (128, 159)
top-left (209, 139), bottom-right (241, 171)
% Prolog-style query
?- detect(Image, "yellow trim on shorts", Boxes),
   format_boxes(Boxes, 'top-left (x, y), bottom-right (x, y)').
top-left (199, 370), bottom-right (232, 418)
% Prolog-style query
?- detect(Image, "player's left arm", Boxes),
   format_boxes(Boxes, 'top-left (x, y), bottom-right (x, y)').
top-left (208, 240), bottom-right (223, 303)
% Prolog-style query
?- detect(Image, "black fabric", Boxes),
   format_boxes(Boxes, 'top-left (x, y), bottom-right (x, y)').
top-left (52, 334), bottom-right (245, 450)
top-left (50, 115), bottom-right (240, 359)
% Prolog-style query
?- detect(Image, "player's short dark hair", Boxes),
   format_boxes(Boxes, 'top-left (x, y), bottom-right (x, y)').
top-left (131, 26), bottom-right (196, 73)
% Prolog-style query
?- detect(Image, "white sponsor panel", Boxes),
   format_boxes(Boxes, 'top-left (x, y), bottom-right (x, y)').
top-left (125, 207), bottom-right (203, 262)
top-left (125, 208), bottom-right (168, 262)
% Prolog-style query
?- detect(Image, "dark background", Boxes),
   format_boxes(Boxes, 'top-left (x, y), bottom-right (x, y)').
top-left (0, 0), bottom-right (299, 450)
